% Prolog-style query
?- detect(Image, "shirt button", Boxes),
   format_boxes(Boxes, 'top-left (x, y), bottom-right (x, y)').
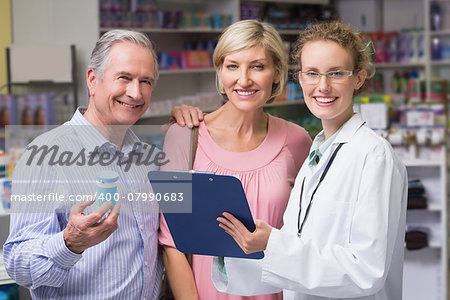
top-left (144, 261), bottom-right (148, 266)
top-left (139, 225), bottom-right (144, 231)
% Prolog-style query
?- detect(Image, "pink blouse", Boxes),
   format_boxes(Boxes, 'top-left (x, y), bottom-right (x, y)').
top-left (159, 115), bottom-right (312, 300)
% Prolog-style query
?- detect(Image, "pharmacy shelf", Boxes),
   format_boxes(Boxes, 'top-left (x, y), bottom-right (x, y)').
top-left (403, 159), bottom-right (445, 167)
top-left (426, 204), bottom-right (443, 211)
top-left (428, 241), bottom-right (442, 249)
top-left (278, 29), bottom-right (304, 35)
top-left (248, 0), bottom-right (329, 4)
top-left (430, 60), bottom-right (450, 66)
top-left (408, 204), bottom-right (444, 212)
top-left (264, 100), bottom-right (305, 107)
top-left (99, 27), bottom-right (223, 34)
top-left (159, 68), bottom-right (215, 75)
top-left (374, 62), bottom-right (426, 69)
top-left (430, 29), bottom-right (450, 37)
top-left (141, 99), bottom-right (305, 119)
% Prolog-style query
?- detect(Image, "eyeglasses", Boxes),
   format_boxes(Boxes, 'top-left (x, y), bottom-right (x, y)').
top-left (298, 70), bottom-right (353, 84)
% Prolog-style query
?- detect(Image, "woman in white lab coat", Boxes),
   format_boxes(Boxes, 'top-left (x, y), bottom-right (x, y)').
top-left (214, 21), bottom-right (408, 300)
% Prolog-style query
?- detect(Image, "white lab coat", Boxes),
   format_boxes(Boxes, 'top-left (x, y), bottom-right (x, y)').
top-left (212, 114), bottom-right (408, 300)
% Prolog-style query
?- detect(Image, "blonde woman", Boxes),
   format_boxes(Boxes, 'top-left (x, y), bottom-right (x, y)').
top-left (159, 20), bottom-right (312, 300)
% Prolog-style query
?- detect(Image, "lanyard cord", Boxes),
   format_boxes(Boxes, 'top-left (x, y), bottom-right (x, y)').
top-left (297, 143), bottom-right (344, 237)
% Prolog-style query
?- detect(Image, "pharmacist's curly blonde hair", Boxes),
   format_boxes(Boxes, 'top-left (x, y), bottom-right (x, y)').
top-left (213, 20), bottom-right (288, 103)
top-left (293, 21), bottom-right (375, 85)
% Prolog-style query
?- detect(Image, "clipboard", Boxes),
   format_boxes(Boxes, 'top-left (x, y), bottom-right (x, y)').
top-left (148, 171), bottom-right (264, 259)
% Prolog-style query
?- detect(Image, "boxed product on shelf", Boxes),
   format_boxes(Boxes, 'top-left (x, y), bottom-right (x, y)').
top-left (6, 147), bottom-right (24, 179)
top-left (0, 179), bottom-right (11, 212)
top-left (440, 43), bottom-right (450, 60)
top-left (429, 79), bottom-right (448, 102)
top-left (160, 10), bottom-right (183, 28)
top-left (158, 52), bottom-right (182, 70)
top-left (406, 76), bottom-right (425, 103)
top-left (240, 3), bottom-right (260, 21)
top-left (33, 94), bottom-right (56, 126)
top-left (18, 94), bottom-right (56, 127)
top-left (405, 107), bottom-right (435, 127)
top-left (407, 179), bottom-right (427, 209)
top-left (0, 95), bottom-right (19, 128)
top-left (0, 152), bottom-right (6, 178)
top-left (359, 102), bottom-right (389, 130)
top-left (365, 28), bottom-right (424, 64)
top-left (184, 12), bottom-right (232, 30)
top-left (405, 225), bottom-right (430, 250)
top-left (366, 73), bottom-right (384, 94)
top-left (19, 94), bottom-right (37, 126)
top-left (353, 94), bottom-right (391, 130)
top-left (241, 2), bottom-right (335, 30)
top-left (211, 13), bottom-right (232, 30)
top-left (390, 127), bottom-right (445, 161)
top-left (158, 39), bottom-right (216, 71)
top-left (181, 51), bottom-right (211, 69)
top-left (285, 81), bottom-right (303, 102)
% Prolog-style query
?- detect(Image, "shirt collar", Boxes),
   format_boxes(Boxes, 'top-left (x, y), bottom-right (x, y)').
top-left (66, 107), bottom-right (142, 156)
top-left (308, 128), bottom-right (340, 170)
top-left (307, 113), bottom-right (365, 171)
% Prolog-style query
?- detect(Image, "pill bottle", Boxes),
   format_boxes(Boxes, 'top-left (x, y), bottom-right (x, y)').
top-left (95, 170), bottom-right (119, 207)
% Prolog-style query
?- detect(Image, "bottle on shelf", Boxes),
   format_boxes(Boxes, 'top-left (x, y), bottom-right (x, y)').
top-left (432, 37), bottom-right (441, 60)
top-left (430, 0), bottom-right (441, 31)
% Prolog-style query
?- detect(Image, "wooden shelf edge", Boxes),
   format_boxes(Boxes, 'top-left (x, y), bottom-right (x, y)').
top-left (100, 27), bottom-right (223, 34)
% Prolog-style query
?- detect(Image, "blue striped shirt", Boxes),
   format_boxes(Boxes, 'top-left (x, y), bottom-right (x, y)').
top-left (3, 108), bottom-right (163, 300)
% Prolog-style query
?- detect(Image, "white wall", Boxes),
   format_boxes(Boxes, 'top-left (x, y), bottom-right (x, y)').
top-left (383, 0), bottom-right (424, 31)
top-left (337, 0), bottom-right (382, 32)
top-left (11, 0), bottom-right (99, 107)
top-left (338, 0), bottom-right (425, 32)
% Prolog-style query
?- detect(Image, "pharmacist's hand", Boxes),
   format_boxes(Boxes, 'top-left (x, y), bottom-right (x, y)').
top-left (63, 197), bottom-right (120, 254)
top-left (164, 105), bottom-right (204, 131)
top-left (217, 212), bottom-right (272, 254)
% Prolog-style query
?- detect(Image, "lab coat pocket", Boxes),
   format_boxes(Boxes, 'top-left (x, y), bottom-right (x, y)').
top-left (311, 200), bottom-right (354, 247)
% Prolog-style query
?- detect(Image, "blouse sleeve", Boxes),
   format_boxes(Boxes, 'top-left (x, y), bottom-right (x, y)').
top-left (285, 122), bottom-right (312, 173)
top-left (160, 124), bottom-right (192, 172)
top-left (158, 124), bottom-right (193, 246)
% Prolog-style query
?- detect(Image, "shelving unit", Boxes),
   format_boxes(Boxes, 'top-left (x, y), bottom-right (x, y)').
top-left (420, 3), bottom-right (449, 297)
top-left (403, 155), bottom-right (447, 300)
top-left (99, 0), bottom-right (330, 124)
top-left (159, 68), bottom-right (215, 75)
top-left (137, 99), bottom-right (307, 126)
top-left (3, 0), bottom-right (444, 298)
top-left (99, 0), bottom-right (238, 114)
top-left (363, 0), bottom-right (449, 299)
top-left (6, 44), bottom-right (79, 113)
top-left (374, 62), bottom-right (426, 69)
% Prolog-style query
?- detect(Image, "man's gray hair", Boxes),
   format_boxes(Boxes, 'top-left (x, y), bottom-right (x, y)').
top-left (88, 29), bottom-right (159, 82)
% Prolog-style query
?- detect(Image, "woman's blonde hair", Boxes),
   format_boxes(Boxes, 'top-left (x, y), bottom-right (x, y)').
top-left (292, 21), bottom-right (375, 90)
top-left (213, 20), bottom-right (288, 103)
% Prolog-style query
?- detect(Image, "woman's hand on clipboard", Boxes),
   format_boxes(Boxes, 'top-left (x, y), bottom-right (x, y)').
top-left (217, 212), bottom-right (272, 254)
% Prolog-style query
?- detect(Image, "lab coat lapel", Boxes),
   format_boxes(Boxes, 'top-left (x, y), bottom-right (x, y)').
top-left (299, 114), bottom-right (366, 228)
top-left (310, 113), bottom-right (366, 182)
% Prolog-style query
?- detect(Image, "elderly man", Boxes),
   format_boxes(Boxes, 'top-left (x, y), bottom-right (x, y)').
top-left (3, 30), bottom-right (202, 300)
